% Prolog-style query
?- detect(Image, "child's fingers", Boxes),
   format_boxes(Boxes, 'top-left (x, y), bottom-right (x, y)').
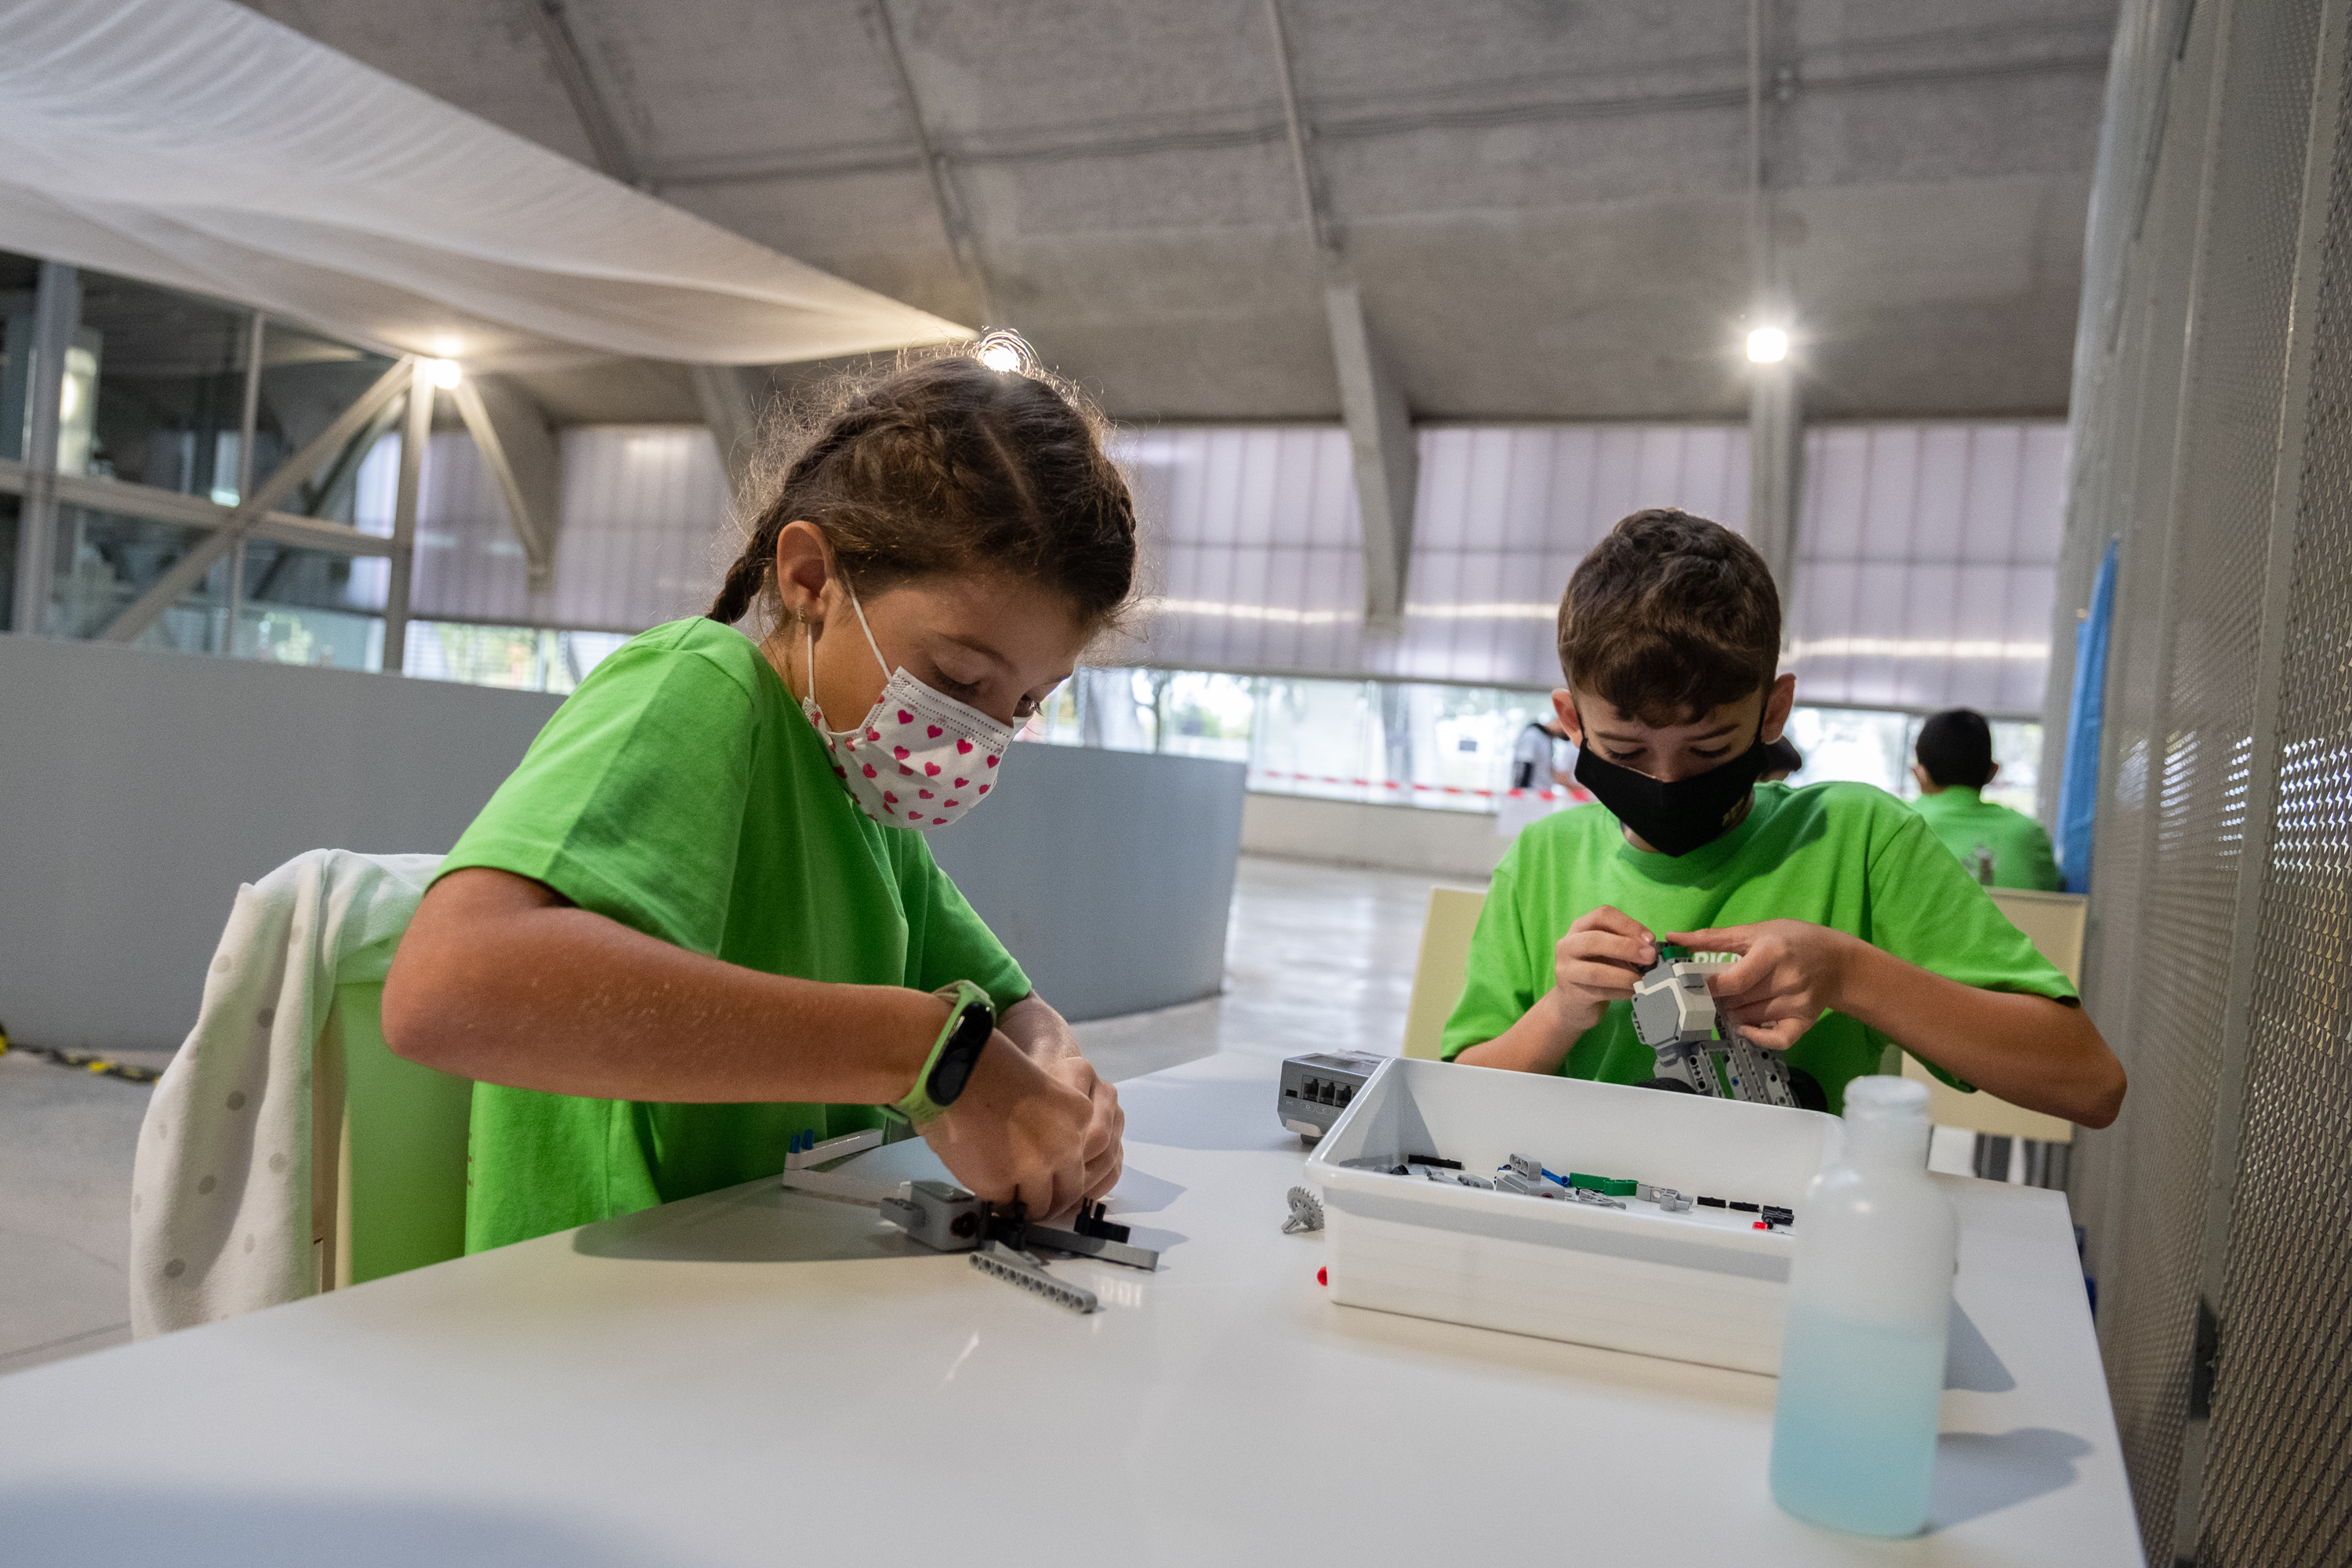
top-left (1573, 906), bottom-right (1655, 942)
top-left (1565, 927), bottom-right (1655, 970)
top-left (1664, 926), bottom-right (1748, 953)
top-left (1561, 958), bottom-right (1642, 996)
top-left (1706, 949), bottom-right (1777, 1000)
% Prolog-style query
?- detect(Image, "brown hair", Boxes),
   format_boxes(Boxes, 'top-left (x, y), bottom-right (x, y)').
top-left (708, 350), bottom-right (1137, 633)
top-left (1556, 508), bottom-right (1780, 724)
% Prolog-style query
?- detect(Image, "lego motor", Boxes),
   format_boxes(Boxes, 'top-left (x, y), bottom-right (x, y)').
top-left (1628, 945), bottom-right (1827, 1112)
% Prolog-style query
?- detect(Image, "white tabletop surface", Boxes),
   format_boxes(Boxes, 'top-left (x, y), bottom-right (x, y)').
top-left (0, 1051), bottom-right (2141, 1567)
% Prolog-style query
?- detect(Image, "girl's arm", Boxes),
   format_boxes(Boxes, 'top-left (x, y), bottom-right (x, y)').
top-left (383, 867), bottom-right (1102, 1211)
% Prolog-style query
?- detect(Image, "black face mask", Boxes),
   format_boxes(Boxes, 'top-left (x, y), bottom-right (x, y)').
top-left (1572, 713), bottom-right (1772, 857)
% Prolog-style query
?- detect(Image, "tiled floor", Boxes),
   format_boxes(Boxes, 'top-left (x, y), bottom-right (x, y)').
top-left (0, 856), bottom-right (1454, 1377)
top-left (0, 1046), bottom-right (172, 1376)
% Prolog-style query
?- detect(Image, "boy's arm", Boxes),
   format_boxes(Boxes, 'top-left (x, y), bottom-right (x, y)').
top-left (1454, 907), bottom-right (1657, 1074)
top-left (1669, 920), bottom-right (2126, 1127)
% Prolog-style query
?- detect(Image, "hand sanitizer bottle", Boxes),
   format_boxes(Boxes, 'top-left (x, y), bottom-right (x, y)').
top-left (1769, 1075), bottom-right (1957, 1537)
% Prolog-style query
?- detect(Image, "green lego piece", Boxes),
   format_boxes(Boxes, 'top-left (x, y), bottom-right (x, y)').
top-left (1567, 1172), bottom-right (1639, 1198)
top-left (1657, 942), bottom-right (1693, 962)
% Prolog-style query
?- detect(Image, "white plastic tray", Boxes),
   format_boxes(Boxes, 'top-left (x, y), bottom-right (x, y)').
top-left (1303, 1057), bottom-right (1843, 1374)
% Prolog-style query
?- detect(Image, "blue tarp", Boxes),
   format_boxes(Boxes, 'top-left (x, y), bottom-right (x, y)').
top-left (2056, 539), bottom-right (2118, 895)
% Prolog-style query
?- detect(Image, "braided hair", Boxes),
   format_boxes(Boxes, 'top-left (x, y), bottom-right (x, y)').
top-left (709, 352), bottom-right (1137, 635)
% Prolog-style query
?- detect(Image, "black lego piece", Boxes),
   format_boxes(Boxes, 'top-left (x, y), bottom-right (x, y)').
top-left (1071, 1200), bottom-right (1131, 1244)
top-left (1728, 1201), bottom-right (1761, 1214)
top-left (1761, 1206), bottom-right (1794, 1227)
top-left (1697, 1196), bottom-right (1727, 1208)
top-left (982, 1199), bottom-right (1030, 1252)
top-left (1406, 1154), bottom-right (1463, 1170)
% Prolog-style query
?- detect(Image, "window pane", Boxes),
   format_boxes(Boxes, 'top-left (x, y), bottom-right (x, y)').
top-left (401, 621), bottom-right (630, 694)
top-left (77, 273), bottom-right (251, 499)
top-left (239, 604), bottom-right (383, 672)
top-left (1988, 720), bottom-right (2043, 813)
top-left (235, 539), bottom-right (387, 620)
top-left (251, 323), bottom-right (401, 517)
top-left (1783, 707), bottom-right (1920, 797)
top-left (49, 504), bottom-right (224, 646)
top-left (0, 490), bottom-right (17, 633)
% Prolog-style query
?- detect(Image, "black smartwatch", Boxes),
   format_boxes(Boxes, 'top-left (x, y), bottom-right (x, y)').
top-left (888, 980), bottom-right (996, 1124)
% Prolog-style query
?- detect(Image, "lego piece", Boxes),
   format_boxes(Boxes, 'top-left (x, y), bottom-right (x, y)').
top-left (782, 1166), bottom-right (904, 1205)
top-left (1070, 1200), bottom-right (1131, 1244)
top-left (1022, 1222), bottom-right (1160, 1272)
top-left (1277, 1050), bottom-right (1385, 1142)
top-left (784, 1127), bottom-right (883, 1170)
top-left (1566, 1186), bottom-right (1628, 1210)
top-left (970, 1242), bottom-right (1098, 1314)
top-left (1283, 1186), bottom-right (1326, 1234)
top-left (1566, 1172), bottom-right (1638, 1198)
top-left (878, 1179), bottom-right (987, 1250)
top-left (1697, 1196), bottom-right (1726, 1208)
top-left (1729, 1201), bottom-right (1760, 1214)
top-left (1406, 1154), bottom-right (1462, 1170)
top-left (1651, 1187), bottom-right (1694, 1213)
top-left (1761, 1206), bottom-right (1794, 1228)
top-left (1494, 1161), bottom-right (1563, 1200)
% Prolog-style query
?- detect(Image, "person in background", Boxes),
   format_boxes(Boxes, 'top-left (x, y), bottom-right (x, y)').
top-left (1497, 715), bottom-right (1580, 837)
top-left (1910, 709), bottom-right (2063, 891)
top-left (1757, 736), bottom-right (1803, 782)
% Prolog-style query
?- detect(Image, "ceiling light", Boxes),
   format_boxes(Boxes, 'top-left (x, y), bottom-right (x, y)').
top-left (424, 358), bottom-right (463, 390)
top-left (1747, 326), bottom-right (1789, 365)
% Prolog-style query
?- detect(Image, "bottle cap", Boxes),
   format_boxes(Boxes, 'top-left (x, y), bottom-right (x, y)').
top-left (1842, 1074), bottom-right (1929, 1119)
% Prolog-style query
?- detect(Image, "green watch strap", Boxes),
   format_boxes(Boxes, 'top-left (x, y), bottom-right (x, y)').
top-left (888, 979), bottom-right (994, 1126)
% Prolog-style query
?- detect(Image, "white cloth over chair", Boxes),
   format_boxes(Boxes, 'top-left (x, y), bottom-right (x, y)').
top-left (129, 850), bottom-right (441, 1338)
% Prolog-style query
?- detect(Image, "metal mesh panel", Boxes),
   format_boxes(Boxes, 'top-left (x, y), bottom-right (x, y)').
top-left (2080, 12), bottom-right (2235, 1548)
top-left (2062, 0), bottom-right (2347, 1561)
top-left (2198, 1), bottom-right (2352, 1558)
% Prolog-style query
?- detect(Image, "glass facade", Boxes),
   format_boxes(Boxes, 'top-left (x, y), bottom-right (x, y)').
top-left (1029, 666), bottom-right (2041, 816)
top-left (0, 241), bottom-right (2065, 826)
top-left (401, 621), bottom-right (630, 694)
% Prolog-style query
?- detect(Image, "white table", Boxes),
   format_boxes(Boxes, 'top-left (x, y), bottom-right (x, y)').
top-left (0, 1052), bottom-right (2141, 1566)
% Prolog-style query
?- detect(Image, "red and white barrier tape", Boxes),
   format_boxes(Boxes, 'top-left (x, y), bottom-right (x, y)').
top-left (1248, 768), bottom-right (1592, 804)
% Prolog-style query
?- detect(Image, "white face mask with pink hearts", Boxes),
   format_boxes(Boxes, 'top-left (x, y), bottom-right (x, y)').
top-left (800, 583), bottom-right (1012, 831)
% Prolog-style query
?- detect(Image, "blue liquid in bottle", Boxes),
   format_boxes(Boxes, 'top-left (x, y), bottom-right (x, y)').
top-left (1769, 1304), bottom-right (1946, 1537)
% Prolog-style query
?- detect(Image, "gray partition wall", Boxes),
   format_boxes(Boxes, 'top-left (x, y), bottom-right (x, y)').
top-left (0, 635), bottom-right (1243, 1050)
top-left (2046, 2), bottom-right (2352, 1564)
top-left (927, 743), bottom-right (1245, 1023)
top-left (0, 636), bottom-right (563, 1052)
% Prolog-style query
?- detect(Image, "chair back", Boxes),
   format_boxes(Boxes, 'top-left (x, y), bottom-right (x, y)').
top-left (312, 981), bottom-right (474, 1288)
top-left (1898, 887), bottom-right (2092, 1145)
top-left (1401, 886), bottom-right (1489, 1059)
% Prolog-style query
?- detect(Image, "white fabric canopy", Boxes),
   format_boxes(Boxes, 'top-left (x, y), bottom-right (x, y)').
top-left (0, 0), bottom-right (968, 368)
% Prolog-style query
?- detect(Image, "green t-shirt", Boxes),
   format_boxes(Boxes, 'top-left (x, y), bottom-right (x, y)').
top-left (437, 617), bottom-right (1031, 1253)
top-left (1911, 787), bottom-right (2066, 891)
top-left (1440, 781), bottom-right (2077, 1113)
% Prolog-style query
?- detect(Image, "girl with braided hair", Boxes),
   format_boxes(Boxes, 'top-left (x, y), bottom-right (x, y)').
top-left (383, 350), bottom-right (1137, 1252)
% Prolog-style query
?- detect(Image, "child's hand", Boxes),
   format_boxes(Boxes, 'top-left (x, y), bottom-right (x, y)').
top-left (1550, 906), bottom-right (1660, 1037)
top-left (920, 1033), bottom-right (1094, 1218)
top-left (1666, 920), bottom-right (1860, 1050)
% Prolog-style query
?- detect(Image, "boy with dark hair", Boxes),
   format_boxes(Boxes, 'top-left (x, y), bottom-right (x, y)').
top-left (1910, 708), bottom-right (2064, 891)
top-left (1443, 509), bottom-right (2124, 1125)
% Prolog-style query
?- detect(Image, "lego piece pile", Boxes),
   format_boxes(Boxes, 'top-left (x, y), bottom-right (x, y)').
top-left (1336, 1150), bottom-right (1794, 1231)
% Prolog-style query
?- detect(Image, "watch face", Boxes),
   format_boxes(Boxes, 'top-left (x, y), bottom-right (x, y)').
top-left (927, 1002), bottom-right (993, 1107)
